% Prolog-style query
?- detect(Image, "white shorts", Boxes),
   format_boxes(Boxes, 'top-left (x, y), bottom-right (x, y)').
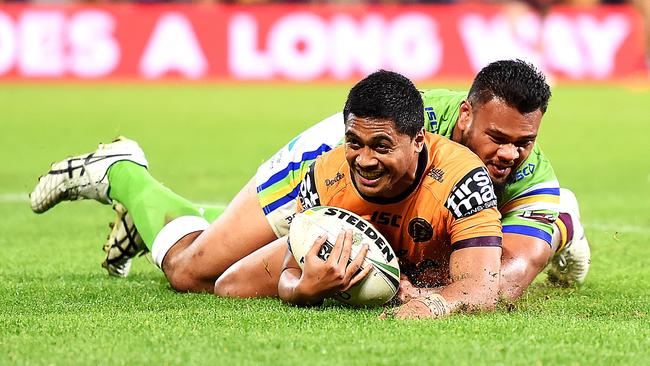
top-left (254, 112), bottom-right (345, 237)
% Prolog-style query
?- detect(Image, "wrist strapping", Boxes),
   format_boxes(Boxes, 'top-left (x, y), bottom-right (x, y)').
top-left (412, 294), bottom-right (451, 317)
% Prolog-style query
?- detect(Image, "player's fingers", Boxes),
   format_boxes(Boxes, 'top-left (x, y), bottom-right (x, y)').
top-left (346, 263), bottom-right (372, 290)
top-left (307, 232), bottom-right (328, 260)
top-left (327, 230), bottom-right (346, 265)
top-left (343, 242), bottom-right (367, 281)
top-left (337, 229), bottom-right (353, 266)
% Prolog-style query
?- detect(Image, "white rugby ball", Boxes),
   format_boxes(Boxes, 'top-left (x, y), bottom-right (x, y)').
top-left (288, 206), bottom-right (400, 307)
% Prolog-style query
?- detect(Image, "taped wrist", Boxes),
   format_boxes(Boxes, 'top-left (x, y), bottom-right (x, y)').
top-left (413, 294), bottom-right (451, 317)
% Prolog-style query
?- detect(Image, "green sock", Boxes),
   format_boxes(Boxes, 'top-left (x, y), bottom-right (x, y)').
top-left (107, 161), bottom-right (204, 248)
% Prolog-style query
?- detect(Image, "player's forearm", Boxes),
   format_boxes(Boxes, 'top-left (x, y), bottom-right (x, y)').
top-left (438, 275), bottom-right (500, 312)
top-left (499, 257), bottom-right (543, 301)
top-left (499, 233), bottom-right (552, 301)
top-left (277, 268), bottom-right (324, 306)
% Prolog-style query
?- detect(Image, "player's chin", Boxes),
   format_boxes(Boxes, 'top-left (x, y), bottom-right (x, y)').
top-left (353, 173), bottom-right (386, 197)
top-left (487, 165), bottom-right (511, 187)
top-left (488, 173), bottom-right (510, 191)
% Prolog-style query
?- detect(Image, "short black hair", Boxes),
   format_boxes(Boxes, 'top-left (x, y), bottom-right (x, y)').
top-left (343, 70), bottom-right (424, 138)
top-left (468, 59), bottom-right (551, 114)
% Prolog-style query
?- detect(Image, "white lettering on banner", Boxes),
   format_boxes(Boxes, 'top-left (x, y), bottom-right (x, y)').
top-left (228, 12), bottom-right (440, 80)
top-left (229, 13), bottom-right (272, 79)
top-left (0, 13), bottom-right (15, 74)
top-left (0, 9), bottom-right (119, 77)
top-left (459, 12), bottom-right (630, 78)
top-left (269, 12), bottom-right (328, 80)
top-left (140, 13), bottom-right (207, 79)
top-left (68, 11), bottom-right (119, 77)
top-left (330, 14), bottom-right (384, 78)
top-left (19, 11), bottom-right (66, 76)
top-left (459, 13), bottom-right (544, 72)
top-left (578, 14), bottom-right (629, 78)
top-left (543, 15), bottom-right (582, 77)
top-left (387, 13), bottom-right (441, 79)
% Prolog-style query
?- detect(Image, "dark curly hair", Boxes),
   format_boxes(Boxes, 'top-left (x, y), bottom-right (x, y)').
top-left (343, 70), bottom-right (424, 138)
top-left (468, 60), bottom-right (551, 114)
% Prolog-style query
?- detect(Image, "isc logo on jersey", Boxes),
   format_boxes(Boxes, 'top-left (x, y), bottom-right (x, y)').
top-left (445, 167), bottom-right (497, 219)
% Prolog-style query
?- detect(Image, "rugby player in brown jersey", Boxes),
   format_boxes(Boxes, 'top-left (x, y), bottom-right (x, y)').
top-left (219, 70), bottom-right (504, 318)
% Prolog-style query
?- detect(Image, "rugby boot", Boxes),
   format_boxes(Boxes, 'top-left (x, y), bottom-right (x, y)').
top-left (30, 137), bottom-right (148, 213)
top-left (102, 203), bottom-right (148, 277)
top-left (547, 189), bottom-right (591, 286)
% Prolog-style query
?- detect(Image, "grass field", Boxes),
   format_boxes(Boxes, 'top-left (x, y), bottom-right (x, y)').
top-left (1, 83), bottom-right (649, 365)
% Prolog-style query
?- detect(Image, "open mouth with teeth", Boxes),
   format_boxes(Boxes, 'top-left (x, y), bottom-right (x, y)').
top-left (487, 163), bottom-right (512, 180)
top-left (355, 169), bottom-right (383, 186)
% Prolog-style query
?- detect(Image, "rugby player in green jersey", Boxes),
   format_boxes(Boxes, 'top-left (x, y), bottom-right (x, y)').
top-left (31, 60), bottom-right (589, 304)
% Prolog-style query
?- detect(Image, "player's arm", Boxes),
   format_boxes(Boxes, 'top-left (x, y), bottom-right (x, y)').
top-left (277, 230), bottom-right (371, 306)
top-left (500, 233), bottom-right (551, 301)
top-left (498, 146), bottom-right (560, 300)
top-left (392, 164), bottom-right (504, 319)
top-left (393, 245), bottom-right (501, 319)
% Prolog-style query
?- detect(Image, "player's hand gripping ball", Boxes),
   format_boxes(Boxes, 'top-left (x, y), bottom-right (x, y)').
top-left (288, 206), bottom-right (400, 307)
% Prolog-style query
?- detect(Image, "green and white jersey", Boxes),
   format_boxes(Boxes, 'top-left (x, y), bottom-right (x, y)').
top-left (256, 89), bottom-right (560, 243)
top-left (420, 89), bottom-right (560, 244)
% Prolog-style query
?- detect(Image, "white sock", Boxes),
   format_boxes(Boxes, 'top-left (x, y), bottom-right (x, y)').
top-left (151, 215), bottom-right (209, 268)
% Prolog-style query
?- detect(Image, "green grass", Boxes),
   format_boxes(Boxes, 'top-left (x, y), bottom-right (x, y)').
top-left (1, 83), bottom-right (649, 365)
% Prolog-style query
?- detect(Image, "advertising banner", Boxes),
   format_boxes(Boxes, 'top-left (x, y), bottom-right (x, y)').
top-left (0, 4), bottom-right (645, 81)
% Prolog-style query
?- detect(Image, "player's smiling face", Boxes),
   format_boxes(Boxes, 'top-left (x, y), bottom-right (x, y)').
top-left (344, 114), bottom-right (424, 199)
top-left (455, 98), bottom-right (542, 189)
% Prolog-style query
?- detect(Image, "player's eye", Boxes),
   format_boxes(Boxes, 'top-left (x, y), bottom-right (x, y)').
top-left (374, 144), bottom-right (391, 154)
top-left (489, 136), bottom-right (508, 145)
top-left (516, 140), bottom-right (533, 149)
top-left (346, 139), bottom-right (362, 149)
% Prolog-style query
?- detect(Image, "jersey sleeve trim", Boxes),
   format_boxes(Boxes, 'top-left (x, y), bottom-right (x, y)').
top-left (502, 224), bottom-right (553, 245)
top-left (260, 184), bottom-right (301, 215)
top-left (518, 187), bottom-right (560, 198)
top-left (257, 144), bottom-right (332, 191)
top-left (500, 194), bottom-right (560, 214)
top-left (451, 236), bottom-right (502, 251)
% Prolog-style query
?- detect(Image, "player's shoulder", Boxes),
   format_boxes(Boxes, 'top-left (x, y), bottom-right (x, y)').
top-left (420, 89), bottom-right (466, 137)
top-left (424, 133), bottom-right (484, 173)
top-left (420, 88), bottom-right (467, 101)
top-left (421, 133), bottom-right (497, 219)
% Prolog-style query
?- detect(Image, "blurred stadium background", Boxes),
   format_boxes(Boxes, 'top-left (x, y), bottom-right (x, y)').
top-left (2, 0), bottom-right (649, 365)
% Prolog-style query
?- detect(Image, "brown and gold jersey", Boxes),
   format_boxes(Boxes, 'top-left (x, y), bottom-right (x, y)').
top-left (296, 133), bottom-right (502, 286)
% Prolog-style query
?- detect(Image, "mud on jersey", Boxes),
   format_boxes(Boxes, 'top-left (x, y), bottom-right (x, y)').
top-left (296, 133), bottom-right (502, 287)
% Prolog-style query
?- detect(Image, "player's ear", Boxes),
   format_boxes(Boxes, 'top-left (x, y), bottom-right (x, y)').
top-left (413, 128), bottom-right (425, 153)
top-left (457, 100), bottom-right (472, 132)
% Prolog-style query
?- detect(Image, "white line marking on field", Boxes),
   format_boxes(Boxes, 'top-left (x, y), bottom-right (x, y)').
top-left (0, 192), bottom-right (28, 203)
top-left (196, 202), bottom-right (228, 210)
top-left (2, 192), bottom-right (647, 233)
top-left (0, 192), bottom-right (229, 209)
top-left (588, 222), bottom-right (650, 234)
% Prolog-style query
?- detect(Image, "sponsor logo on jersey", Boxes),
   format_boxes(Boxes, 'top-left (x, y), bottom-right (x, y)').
top-left (323, 207), bottom-right (395, 263)
top-left (445, 167), bottom-right (497, 219)
top-left (519, 211), bottom-right (556, 224)
top-left (427, 167), bottom-right (444, 183)
top-left (512, 163), bottom-right (536, 183)
top-left (298, 163), bottom-right (320, 209)
top-left (370, 211), bottom-right (402, 228)
top-left (424, 107), bottom-right (439, 134)
top-left (325, 172), bottom-right (344, 187)
top-left (408, 218), bottom-right (434, 242)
